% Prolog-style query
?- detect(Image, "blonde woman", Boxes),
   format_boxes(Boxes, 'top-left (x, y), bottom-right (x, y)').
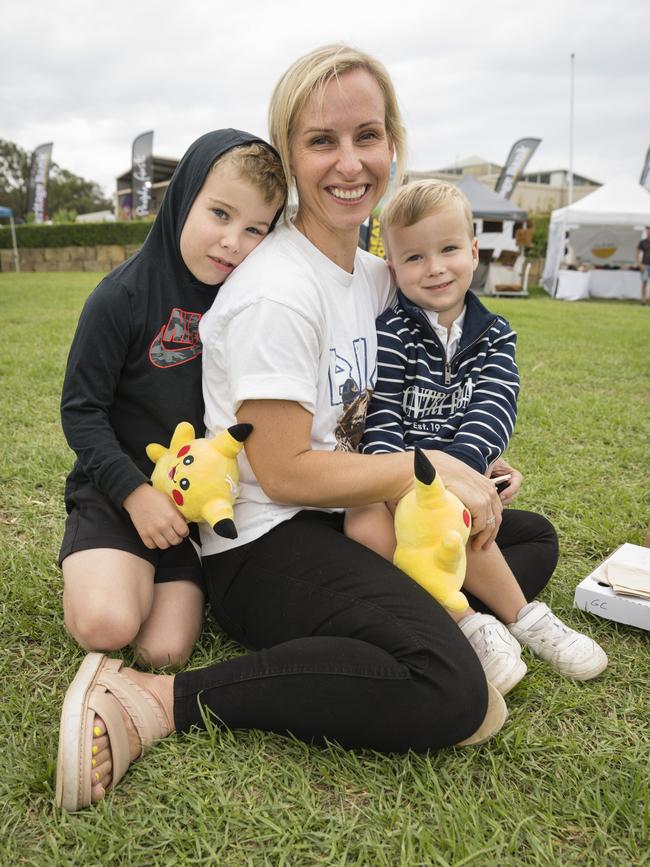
top-left (56, 45), bottom-right (558, 811)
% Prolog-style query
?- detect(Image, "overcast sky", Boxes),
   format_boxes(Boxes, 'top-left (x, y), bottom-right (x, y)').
top-left (2, 0), bottom-right (649, 199)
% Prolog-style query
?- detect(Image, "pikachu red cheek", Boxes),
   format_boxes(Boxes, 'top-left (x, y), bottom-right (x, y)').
top-left (172, 490), bottom-right (184, 506)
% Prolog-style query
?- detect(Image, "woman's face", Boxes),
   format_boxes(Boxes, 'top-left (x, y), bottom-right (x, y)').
top-left (290, 68), bottom-right (393, 244)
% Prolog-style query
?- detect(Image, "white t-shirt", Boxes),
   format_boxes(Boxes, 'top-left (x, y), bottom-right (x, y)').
top-left (198, 221), bottom-right (393, 555)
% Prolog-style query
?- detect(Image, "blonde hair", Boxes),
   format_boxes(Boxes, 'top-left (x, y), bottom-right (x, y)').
top-left (268, 43), bottom-right (406, 187)
top-left (216, 143), bottom-right (287, 207)
top-left (381, 180), bottom-right (475, 248)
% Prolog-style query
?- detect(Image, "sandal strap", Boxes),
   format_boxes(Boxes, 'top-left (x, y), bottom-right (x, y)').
top-left (90, 689), bottom-right (132, 786)
top-left (514, 601), bottom-right (550, 630)
top-left (97, 669), bottom-right (170, 756)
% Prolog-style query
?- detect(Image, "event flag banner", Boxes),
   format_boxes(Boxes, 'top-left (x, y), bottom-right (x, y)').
top-left (367, 213), bottom-right (385, 258)
top-left (131, 131), bottom-right (154, 219)
top-left (494, 138), bottom-right (541, 199)
top-left (26, 142), bottom-right (53, 223)
top-left (640, 145), bottom-right (650, 193)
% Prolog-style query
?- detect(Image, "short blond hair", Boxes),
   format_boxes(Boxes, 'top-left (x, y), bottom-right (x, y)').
top-left (381, 180), bottom-right (475, 250)
top-left (217, 143), bottom-right (287, 207)
top-left (268, 43), bottom-right (406, 187)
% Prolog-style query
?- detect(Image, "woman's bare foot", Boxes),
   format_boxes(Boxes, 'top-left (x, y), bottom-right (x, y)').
top-left (88, 669), bottom-right (175, 803)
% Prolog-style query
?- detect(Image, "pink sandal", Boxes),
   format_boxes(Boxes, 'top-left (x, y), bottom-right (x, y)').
top-left (56, 653), bottom-right (170, 811)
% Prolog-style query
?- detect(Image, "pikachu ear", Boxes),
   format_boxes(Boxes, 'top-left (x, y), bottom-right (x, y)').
top-left (413, 449), bottom-right (435, 485)
top-left (146, 442), bottom-right (166, 463)
top-left (413, 449), bottom-right (445, 508)
top-left (212, 423), bottom-right (253, 459)
top-left (169, 421), bottom-right (196, 452)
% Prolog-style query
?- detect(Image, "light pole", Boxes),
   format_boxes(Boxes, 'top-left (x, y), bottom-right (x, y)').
top-left (568, 52), bottom-right (575, 207)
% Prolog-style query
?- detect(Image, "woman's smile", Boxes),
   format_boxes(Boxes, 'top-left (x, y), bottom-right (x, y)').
top-left (327, 184), bottom-right (370, 202)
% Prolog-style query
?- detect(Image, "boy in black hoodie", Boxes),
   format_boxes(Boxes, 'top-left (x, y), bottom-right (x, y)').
top-left (59, 130), bottom-right (286, 667)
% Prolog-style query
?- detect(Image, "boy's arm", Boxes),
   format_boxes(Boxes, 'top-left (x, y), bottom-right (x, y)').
top-left (361, 317), bottom-right (408, 454)
top-left (60, 281), bottom-right (150, 507)
top-left (443, 321), bottom-right (520, 474)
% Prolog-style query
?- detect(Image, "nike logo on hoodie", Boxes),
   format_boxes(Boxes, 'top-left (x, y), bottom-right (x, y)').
top-left (149, 307), bottom-right (203, 368)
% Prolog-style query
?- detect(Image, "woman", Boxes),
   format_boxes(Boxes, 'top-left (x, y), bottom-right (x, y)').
top-left (56, 45), bottom-right (558, 811)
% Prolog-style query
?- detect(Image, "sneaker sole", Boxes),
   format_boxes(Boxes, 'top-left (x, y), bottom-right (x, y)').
top-left (555, 649), bottom-right (609, 681)
top-left (456, 682), bottom-right (508, 746)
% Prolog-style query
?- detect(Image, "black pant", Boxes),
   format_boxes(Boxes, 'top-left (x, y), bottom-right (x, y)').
top-left (173, 509), bottom-right (558, 753)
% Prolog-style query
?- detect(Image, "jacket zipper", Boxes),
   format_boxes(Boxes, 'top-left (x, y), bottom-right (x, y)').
top-left (415, 309), bottom-right (495, 384)
top-left (447, 321), bottom-right (495, 379)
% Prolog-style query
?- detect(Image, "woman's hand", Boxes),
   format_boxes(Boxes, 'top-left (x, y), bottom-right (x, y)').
top-left (488, 457), bottom-right (523, 506)
top-left (425, 451), bottom-right (503, 550)
top-left (123, 484), bottom-right (189, 550)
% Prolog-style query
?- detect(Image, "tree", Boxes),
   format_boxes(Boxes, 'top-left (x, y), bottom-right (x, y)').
top-left (0, 139), bottom-right (31, 217)
top-left (48, 166), bottom-right (112, 217)
top-left (0, 138), bottom-right (111, 220)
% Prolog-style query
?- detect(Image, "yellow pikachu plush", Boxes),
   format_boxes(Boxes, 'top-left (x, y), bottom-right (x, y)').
top-left (394, 449), bottom-right (472, 612)
top-left (146, 421), bottom-right (252, 539)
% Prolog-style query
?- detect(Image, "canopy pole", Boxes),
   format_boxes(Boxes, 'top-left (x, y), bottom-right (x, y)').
top-left (10, 216), bottom-right (20, 272)
top-left (568, 52), bottom-right (575, 207)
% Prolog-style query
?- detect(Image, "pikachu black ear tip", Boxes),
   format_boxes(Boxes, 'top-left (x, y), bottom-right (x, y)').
top-left (414, 448), bottom-right (435, 486)
top-left (228, 423), bottom-right (253, 443)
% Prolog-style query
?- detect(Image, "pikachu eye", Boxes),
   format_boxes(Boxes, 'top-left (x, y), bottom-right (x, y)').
top-left (179, 478), bottom-right (190, 491)
top-left (182, 455), bottom-right (194, 466)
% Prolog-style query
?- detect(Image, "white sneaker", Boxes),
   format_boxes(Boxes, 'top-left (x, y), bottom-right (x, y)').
top-left (460, 613), bottom-right (527, 696)
top-left (508, 601), bottom-right (608, 680)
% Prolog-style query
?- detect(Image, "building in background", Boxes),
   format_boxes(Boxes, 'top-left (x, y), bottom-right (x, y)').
top-left (406, 156), bottom-right (600, 212)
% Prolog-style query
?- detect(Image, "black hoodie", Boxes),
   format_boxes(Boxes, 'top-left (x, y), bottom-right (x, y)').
top-left (61, 129), bottom-right (275, 510)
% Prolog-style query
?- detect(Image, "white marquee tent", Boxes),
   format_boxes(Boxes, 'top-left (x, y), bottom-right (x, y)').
top-left (542, 176), bottom-right (650, 300)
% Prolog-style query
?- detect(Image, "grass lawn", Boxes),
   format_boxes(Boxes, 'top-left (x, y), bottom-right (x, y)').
top-left (1, 273), bottom-right (649, 866)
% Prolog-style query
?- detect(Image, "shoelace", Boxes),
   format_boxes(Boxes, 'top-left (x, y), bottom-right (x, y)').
top-left (474, 620), bottom-right (506, 655)
top-left (528, 608), bottom-right (574, 648)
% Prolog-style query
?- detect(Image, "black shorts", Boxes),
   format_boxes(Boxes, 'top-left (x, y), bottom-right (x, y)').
top-left (59, 483), bottom-right (204, 589)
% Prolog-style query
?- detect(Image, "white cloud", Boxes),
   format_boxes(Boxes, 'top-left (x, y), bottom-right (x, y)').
top-left (2, 0), bottom-right (649, 197)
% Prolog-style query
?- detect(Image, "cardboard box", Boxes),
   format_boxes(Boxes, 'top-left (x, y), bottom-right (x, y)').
top-left (574, 545), bottom-right (650, 631)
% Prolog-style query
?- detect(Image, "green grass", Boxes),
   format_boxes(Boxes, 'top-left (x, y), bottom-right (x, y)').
top-left (1, 274), bottom-right (649, 866)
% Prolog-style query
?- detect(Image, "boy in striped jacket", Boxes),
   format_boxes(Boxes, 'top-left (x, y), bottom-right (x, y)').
top-left (346, 180), bottom-right (607, 694)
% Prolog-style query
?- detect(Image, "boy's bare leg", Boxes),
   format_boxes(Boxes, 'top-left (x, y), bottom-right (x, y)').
top-left (346, 504), bottom-right (526, 623)
top-left (63, 549), bottom-right (155, 652)
top-left (463, 542), bottom-right (527, 623)
top-left (135, 580), bottom-right (204, 668)
top-left (344, 502), bottom-right (397, 561)
top-left (63, 549), bottom-right (203, 667)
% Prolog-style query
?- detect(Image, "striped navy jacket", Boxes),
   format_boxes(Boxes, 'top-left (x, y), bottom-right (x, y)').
top-left (361, 289), bottom-right (519, 473)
